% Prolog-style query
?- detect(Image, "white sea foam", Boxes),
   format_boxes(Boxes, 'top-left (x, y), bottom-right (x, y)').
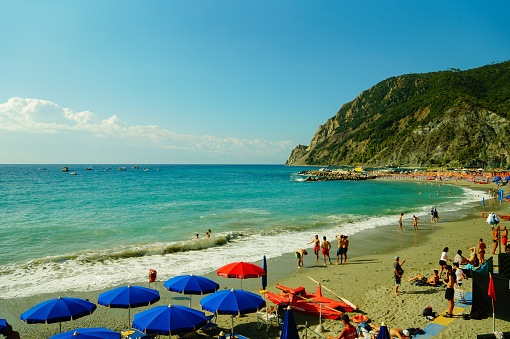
top-left (0, 183), bottom-right (487, 299)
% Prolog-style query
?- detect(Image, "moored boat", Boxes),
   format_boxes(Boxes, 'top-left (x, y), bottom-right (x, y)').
top-left (265, 283), bottom-right (355, 319)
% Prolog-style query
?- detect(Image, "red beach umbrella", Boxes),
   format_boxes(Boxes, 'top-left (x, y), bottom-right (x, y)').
top-left (217, 262), bottom-right (266, 289)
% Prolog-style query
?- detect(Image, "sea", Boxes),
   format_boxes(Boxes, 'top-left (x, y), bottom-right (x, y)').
top-left (0, 164), bottom-right (484, 299)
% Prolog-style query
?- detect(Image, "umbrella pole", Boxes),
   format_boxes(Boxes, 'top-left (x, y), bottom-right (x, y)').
top-left (59, 322), bottom-right (62, 333)
top-left (189, 295), bottom-right (192, 308)
top-left (128, 307), bottom-right (131, 329)
top-left (231, 315), bottom-right (234, 337)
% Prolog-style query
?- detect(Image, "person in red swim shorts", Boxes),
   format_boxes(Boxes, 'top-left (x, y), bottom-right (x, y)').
top-left (321, 236), bottom-right (332, 266)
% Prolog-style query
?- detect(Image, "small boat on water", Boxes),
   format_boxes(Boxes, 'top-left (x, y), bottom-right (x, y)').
top-left (61, 166), bottom-right (69, 172)
top-left (86, 167), bottom-right (93, 170)
top-left (265, 283), bottom-right (355, 319)
top-left (117, 167), bottom-right (127, 171)
top-left (131, 166), bottom-right (139, 169)
top-left (70, 172), bottom-right (77, 175)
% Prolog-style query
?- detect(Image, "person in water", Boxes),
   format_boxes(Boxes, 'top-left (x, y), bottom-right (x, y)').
top-left (206, 229), bottom-right (211, 238)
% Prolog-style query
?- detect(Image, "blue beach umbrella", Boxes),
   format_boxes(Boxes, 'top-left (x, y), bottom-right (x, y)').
top-left (0, 319), bottom-right (7, 334)
top-left (164, 275), bottom-right (219, 307)
top-left (200, 289), bottom-right (265, 337)
top-left (280, 306), bottom-right (299, 339)
top-left (483, 197), bottom-right (485, 207)
top-left (261, 255), bottom-right (268, 292)
top-left (20, 297), bottom-right (96, 333)
top-left (376, 323), bottom-right (390, 339)
top-left (132, 304), bottom-right (207, 336)
top-left (98, 285), bottom-right (160, 327)
top-left (49, 327), bottom-right (120, 339)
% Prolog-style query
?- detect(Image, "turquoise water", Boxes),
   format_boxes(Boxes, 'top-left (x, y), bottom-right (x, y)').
top-left (0, 165), bottom-right (478, 298)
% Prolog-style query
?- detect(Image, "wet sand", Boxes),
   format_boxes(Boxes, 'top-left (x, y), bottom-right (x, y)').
top-left (2, 180), bottom-right (510, 338)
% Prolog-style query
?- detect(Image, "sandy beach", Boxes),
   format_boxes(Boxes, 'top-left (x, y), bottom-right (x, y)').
top-left (2, 179), bottom-right (510, 338)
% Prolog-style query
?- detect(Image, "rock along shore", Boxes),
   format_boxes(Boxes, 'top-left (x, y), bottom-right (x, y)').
top-left (299, 169), bottom-right (377, 181)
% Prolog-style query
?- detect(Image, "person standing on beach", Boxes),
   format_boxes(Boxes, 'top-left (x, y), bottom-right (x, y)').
top-left (326, 314), bottom-right (357, 339)
top-left (295, 249), bottom-right (307, 268)
top-left (443, 265), bottom-right (456, 318)
top-left (431, 207), bottom-right (435, 223)
top-left (502, 226), bottom-right (508, 253)
top-left (343, 235), bottom-right (349, 263)
top-left (413, 215), bottom-right (419, 230)
top-left (398, 213), bottom-right (404, 231)
top-left (438, 247), bottom-right (451, 279)
top-left (307, 235), bottom-right (320, 260)
top-left (335, 235), bottom-right (345, 265)
top-left (321, 236), bottom-right (333, 266)
top-left (492, 226), bottom-right (500, 255)
top-left (394, 256), bottom-right (405, 295)
top-left (478, 239), bottom-right (486, 265)
top-left (433, 208), bottom-right (438, 223)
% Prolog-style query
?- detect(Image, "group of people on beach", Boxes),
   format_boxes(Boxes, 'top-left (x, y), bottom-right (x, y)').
top-left (398, 208), bottom-right (439, 231)
top-left (295, 234), bottom-right (350, 268)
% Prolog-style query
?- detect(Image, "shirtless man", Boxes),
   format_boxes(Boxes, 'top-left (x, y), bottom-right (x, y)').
top-left (492, 226), bottom-right (500, 255)
top-left (399, 213), bottom-right (404, 231)
top-left (407, 270), bottom-right (439, 286)
top-left (343, 236), bottom-right (349, 263)
top-left (326, 314), bottom-right (357, 339)
top-left (478, 239), bottom-right (486, 265)
top-left (321, 236), bottom-right (332, 266)
top-left (307, 235), bottom-right (320, 260)
top-left (295, 249), bottom-right (308, 268)
top-left (502, 226), bottom-right (508, 253)
top-left (335, 235), bottom-right (345, 265)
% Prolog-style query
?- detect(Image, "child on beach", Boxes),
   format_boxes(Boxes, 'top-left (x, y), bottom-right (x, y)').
top-left (295, 249), bottom-right (307, 268)
top-left (413, 215), bottom-right (419, 230)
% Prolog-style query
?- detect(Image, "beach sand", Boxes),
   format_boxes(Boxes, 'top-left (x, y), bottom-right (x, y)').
top-left (2, 180), bottom-right (510, 338)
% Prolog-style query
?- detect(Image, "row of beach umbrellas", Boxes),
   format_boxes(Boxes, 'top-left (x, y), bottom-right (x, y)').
top-left (15, 260), bottom-right (281, 338)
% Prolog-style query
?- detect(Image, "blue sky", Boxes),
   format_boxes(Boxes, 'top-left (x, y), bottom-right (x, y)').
top-left (1, 1), bottom-right (509, 164)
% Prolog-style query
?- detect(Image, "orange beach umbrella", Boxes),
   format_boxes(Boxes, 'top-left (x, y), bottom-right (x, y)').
top-left (217, 262), bottom-right (266, 289)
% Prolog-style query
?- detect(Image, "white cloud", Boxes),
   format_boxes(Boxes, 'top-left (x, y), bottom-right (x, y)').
top-left (0, 97), bottom-right (293, 162)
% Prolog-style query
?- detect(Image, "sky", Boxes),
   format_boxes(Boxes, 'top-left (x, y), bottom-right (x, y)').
top-left (1, 1), bottom-right (509, 164)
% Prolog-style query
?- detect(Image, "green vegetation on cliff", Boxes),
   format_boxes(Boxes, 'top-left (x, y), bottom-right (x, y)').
top-left (286, 61), bottom-right (510, 168)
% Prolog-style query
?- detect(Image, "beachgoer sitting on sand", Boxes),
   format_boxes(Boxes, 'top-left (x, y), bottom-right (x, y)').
top-left (453, 250), bottom-right (469, 265)
top-left (407, 270), bottom-right (440, 286)
top-left (326, 314), bottom-right (357, 339)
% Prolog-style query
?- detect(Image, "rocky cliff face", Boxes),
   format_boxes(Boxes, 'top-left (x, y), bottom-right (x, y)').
top-left (286, 61), bottom-right (510, 167)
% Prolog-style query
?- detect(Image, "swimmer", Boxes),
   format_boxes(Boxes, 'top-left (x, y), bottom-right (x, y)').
top-left (206, 229), bottom-right (211, 238)
top-left (194, 234), bottom-right (199, 239)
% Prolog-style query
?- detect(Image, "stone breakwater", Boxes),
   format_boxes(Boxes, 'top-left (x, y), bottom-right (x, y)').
top-left (298, 170), bottom-right (377, 181)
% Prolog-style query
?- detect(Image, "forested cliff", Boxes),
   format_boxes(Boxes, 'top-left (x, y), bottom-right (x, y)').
top-left (286, 61), bottom-right (510, 168)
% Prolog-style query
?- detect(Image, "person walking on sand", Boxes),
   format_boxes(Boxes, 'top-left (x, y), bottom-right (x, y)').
top-left (492, 226), bottom-right (500, 255)
top-left (307, 235), bottom-right (320, 260)
top-left (443, 265), bottom-right (456, 318)
top-left (413, 215), bottom-right (419, 230)
top-left (478, 239), bottom-right (486, 265)
top-left (394, 256), bottom-right (405, 295)
top-left (398, 213), bottom-right (404, 231)
top-left (502, 226), bottom-right (508, 253)
top-left (326, 314), bottom-right (357, 339)
top-left (438, 247), bottom-right (452, 279)
top-left (295, 249), bottom-right (307, 268)
top-left (321, 236), bottom-right (332, 266)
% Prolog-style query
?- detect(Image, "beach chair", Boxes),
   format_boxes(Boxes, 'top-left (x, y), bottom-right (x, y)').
top-left (257, 306), bottom-right (281, 331)
top-left (199, 313), bottom-right (218, 331)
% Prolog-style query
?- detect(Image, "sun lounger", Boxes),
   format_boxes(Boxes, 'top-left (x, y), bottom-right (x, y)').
top-left (257, 307), bottom-right (281, 331)
top-left (199, 314), bottom-right (218, 331)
